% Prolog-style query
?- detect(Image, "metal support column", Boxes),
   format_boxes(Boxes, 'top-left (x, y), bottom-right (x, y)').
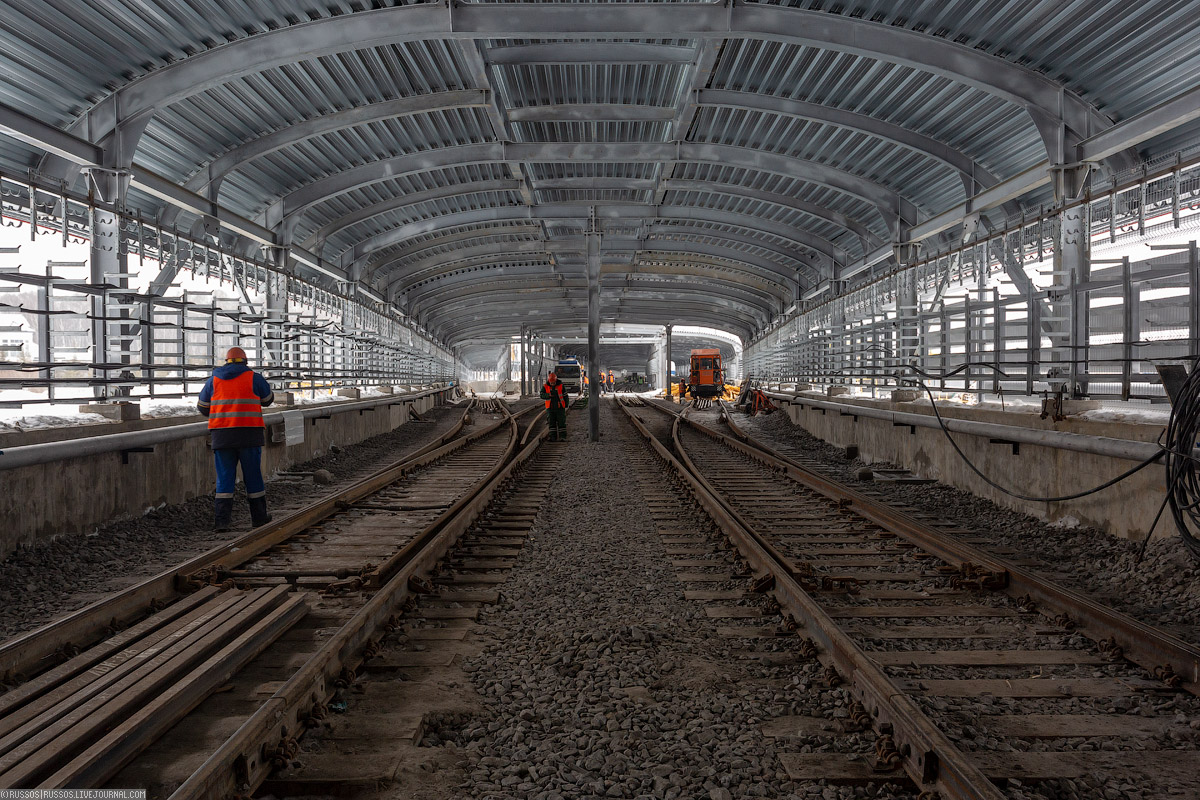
top-left (664, 323), bottom-right (673, 398)
top-left (587, 229), bottom-right (601, 441)
top-left (520, 324), bottom-right (528, 398)
top-left (265, 251), bottom-right (289, 377)
top-left (1189, 242), bottom-right (1199, 359)
top-left (86, 169), bottom-right (131, 400)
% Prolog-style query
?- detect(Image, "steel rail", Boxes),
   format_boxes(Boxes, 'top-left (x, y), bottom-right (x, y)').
top-left (707, 399), bottom-right (1200, 688)
top-left (0, 398), bottom-right (481, 679)
top-left (168, 401), bottom-right (549, 800)
top-left (617, 398), bottom-right (1007, 799)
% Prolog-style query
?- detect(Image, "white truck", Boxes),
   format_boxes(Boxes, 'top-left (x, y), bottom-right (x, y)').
top-left (555, 358), bottom-right (583, 395)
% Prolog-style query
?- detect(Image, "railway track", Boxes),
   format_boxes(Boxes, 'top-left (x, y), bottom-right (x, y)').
top-left (619, 396), bottom-right (1200, 799)
top-left (0, 397), bottom-right (547, 796)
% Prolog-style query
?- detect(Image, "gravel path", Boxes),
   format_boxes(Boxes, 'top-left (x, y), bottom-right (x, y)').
top-left (445, 401), bottom-right (915, 800)
top-left (0, 403), bottom-right (470, 640)
top-left (730, 407), bottom-right (1200, 644)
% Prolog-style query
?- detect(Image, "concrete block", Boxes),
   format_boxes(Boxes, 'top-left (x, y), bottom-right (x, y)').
top-left (1062, 399), bottom-right (1101, 415)
top-left (280, 392), bottom-right (298, 407)
top-left (826, 386), bottom-right (850, 397)
top-left (337, 387), bottom-right (361, 400)
top-left (891, 389), bottom-right (920, 402)
top-left (376, 385), bottom-right (394, 394)
top-left (1040, 397), bottom-right (1101, 418)
top-left (77, 402), bottom-right (140, 421)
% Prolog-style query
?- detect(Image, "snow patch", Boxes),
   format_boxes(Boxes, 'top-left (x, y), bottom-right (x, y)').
top-left (0, 411), bottom-right (112, 432)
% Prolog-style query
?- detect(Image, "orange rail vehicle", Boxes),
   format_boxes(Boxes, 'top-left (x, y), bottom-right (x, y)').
top-left (687, 348), bottom-right (724, 399)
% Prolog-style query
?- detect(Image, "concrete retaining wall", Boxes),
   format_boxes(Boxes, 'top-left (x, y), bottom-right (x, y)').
top-left (0, 389), bottom-right (449, 557)
top-left (771, 395), bottom-right (1168, 542)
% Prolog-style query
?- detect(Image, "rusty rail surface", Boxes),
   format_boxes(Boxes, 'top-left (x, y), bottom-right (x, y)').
top-left (617, 398), bottom-right (1006, 799)
top-left (0, 397), bottom-right (545, 792)
top-left (168, 401), bottom-right (549, 800)
top-left (0, 398), bottom-right (489, 680)
top-left (707, 399), bottom-right (1200, 690)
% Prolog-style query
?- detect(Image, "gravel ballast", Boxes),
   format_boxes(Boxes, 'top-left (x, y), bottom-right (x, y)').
top-left (730, 407), bottom-right (1200, 644)
top-left (0, 402), bottom-right (470, 640)
top-left (441, 402), bottom-right (915, 800)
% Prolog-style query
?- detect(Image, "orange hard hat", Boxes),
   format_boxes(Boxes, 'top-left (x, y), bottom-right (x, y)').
top-left (547, 371), bottom-right (557, 379)
top-left (225, 346), bottom-right (248, 363)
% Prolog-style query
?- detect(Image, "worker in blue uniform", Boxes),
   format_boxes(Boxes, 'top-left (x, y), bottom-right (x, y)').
top-left (197, 346), bottom-right (275, 531)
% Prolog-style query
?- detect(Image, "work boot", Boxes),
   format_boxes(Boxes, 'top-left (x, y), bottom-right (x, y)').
top-left (214, 498), bottom-right (234, 533)
top-left (248, 496), bottom-right (273, 527)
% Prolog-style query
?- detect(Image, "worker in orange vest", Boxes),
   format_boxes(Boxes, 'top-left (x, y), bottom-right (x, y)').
top-left (607, 369), bottom-right (615, 393)
top-left (539, 371), bottom-right (570, 441)
top-left (197, 347), bottom-right (275, 531)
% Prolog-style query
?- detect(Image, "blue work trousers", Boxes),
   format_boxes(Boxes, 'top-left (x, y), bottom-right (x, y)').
top-left (214, 447), bottom-right (265, 499)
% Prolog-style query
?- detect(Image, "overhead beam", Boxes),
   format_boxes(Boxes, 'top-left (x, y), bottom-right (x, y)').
top-left (697, 88), bottom-right (1000, 194)
top-left (1077, 84), bottom-right (1200, 163)
top-left (56, 1), bottom-right (1112, 169)
top-left (354, 202), bottom-right (844, 272)
top-left (300, 179), bottom-right (522, 254)
top-left (658, 178), bottom-right (882, 249)
top-left (161, 89), bottom-right (490, 227)
top-left (488, 42), bottom-right (698, 64)
top-left (269, 141), bottom-right (915, 248)
top-left (0, 104), bottom-right (101, 164)
top-left (508, 104), bottom-right (677, 123)
top-left (383, 236), bottom-right (805, 300)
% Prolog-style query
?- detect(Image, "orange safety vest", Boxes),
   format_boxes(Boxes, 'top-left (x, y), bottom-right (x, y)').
top-left (207, 371), bottom-right (265, 430)
top-left (543, 381), bottom-right (566, 409)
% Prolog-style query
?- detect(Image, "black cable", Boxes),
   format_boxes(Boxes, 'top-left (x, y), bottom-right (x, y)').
top-left (900, 371), bottom-right (1165, 503)
top-left (1164, 361), bottom-right (1200, 561)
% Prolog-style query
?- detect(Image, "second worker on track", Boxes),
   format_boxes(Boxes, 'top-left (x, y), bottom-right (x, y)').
top-left (540, 370), bottom-right (571, 442)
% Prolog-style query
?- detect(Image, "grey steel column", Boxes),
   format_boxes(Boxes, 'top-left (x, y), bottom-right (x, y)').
top-left (86, 169), bottom-right (130, 400)
top-left (587, 230), bottom-right (601, 441)
top-left (520, 325), bottom-right (528, 397)
top-left (664, 324), bottom-right (673, 398)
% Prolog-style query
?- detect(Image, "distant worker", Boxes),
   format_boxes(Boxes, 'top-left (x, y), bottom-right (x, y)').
top-left (197, 346), bottom-right (275, 532)
top-left (540, 370), bottom-right (571, 442)
top-left (607, 369), bottom-right (615, 393)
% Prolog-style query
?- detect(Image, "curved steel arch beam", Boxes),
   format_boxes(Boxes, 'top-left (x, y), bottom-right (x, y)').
top-left (448, 312), bottom-right (753, 345)
top-left (302, 179), bottom-right (522, 254)
top-left (410, 277), bottom-right (780, 325)
top-left (488, 42), bottom-right (698, 64)
top-left (159, 90), bottom-right (490, 228)
top-left (429, 296), bottom-right (764, 342)
top-left (55, 2), bottom-right (1109, 174)
top-left (381, 241), bottom-right (802, 303)
top-left (347, 201), bottom-right (849, 275)
top-left (386, 250), bottom-right (793, 310)
top-left (312, 172), bottom-right (883, 258)
top-left (399, 259), bottom-right (792, 314)
top-left (446, 315), bottom-right (756, 346)
top-left (598, 204), bottom-right (850, 266)
top-left (373, 223), bottom-right (545, 264)
top-left (696, 89), bottom-right (999, 196)
top-left (657, 178), bottom-right (882, 250)
top-left (370, 222), bottom-right (835, 291)
top-left (270, 142), bottom-right (917, 238)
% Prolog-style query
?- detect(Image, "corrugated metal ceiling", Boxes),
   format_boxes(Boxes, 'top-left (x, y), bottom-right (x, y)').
top-left (0, 0), bottom-right (1198, 352)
